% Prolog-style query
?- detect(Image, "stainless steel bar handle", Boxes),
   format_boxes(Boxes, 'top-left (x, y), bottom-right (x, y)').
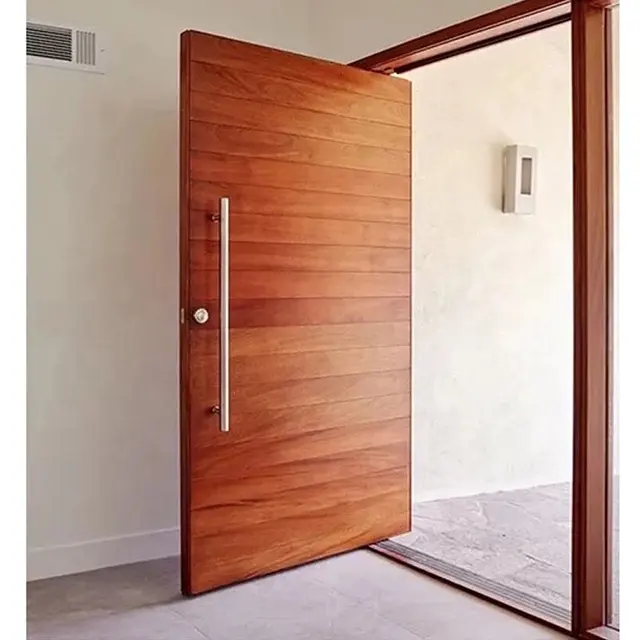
top-left (219, 197), bottom-right (230, 433)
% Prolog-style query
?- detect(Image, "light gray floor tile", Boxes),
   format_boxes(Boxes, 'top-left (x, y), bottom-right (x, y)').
top-left (304, 601), bottom-right (425, 640)
top-left (379, 595), bottom-right (568, 640)
top-left (28, 606), bottom-right (212, 640)
top-left (28, 551), bottom-right (572, 640)
top-left (172, 568), bottom-right (353, 640)
top-left (306, 552), bottom-right (567, 639)
top-left (27, 556), bottom-right (180, 624)
top-left (304, 549), bottom-right (456, 616)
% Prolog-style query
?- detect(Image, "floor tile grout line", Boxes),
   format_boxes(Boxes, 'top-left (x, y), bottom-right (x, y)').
top-left (303, 550), bottom-right (467, 640)
top-left (304, 565), bottom-right (430, 640)
top-left (169, 603), bottom-right (221, 640)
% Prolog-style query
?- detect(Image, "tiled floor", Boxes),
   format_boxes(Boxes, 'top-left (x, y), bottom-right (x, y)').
top-left (28, 549), bottom-right (569, 640)
top-left (394, 481), bottom-right (619, 627)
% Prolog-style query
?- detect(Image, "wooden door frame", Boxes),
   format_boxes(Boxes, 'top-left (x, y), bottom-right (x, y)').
top-left (351, 0), bottom-right (571, 74)
top-left (572, 2), bottom-right (618, 638)
top-left (351, 1), bottom-right (618, 638)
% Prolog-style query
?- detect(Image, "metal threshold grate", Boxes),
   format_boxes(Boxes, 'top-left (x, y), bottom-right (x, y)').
top-left (373, 539), bottom-right (572, 627)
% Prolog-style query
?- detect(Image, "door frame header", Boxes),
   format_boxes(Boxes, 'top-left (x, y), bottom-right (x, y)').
top-left (350, 0), bottom-right (570, 74)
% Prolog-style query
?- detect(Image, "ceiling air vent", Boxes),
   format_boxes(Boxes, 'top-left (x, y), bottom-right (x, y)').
top-left (27, 22), bottom-right (105, 73)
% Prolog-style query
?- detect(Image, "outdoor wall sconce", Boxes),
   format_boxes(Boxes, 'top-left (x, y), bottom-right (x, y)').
top-left (503, 145), bottom-right (538, 215)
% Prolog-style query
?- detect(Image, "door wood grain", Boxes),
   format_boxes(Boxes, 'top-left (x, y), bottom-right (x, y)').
top-left (222, 297), bottom-right (411, 328)
top-left (189, 31), bottom-right (411, 103)
top-left (190, 181), bottom-right (410, 224)
top-left (190, 211), bottom-right (410, 248)
top-left (191, 466), bottom-right (409, 535)
top-left (180, 30), bottom-right (411, 595)
top-left (191, 346), bottom-right (411, 387)
top-left (190, 122), bottom-right (410, 175)
top-left (189, 394), bottom-right (411, 450)
top-left (190, 61), bottom-right (411, 127)
top-left (191, 271), bottom-right (410, 300)
top-left (190, 151), bottom-right (410, 199)
top-left (189, 490), bottom-right (409, 593)
top-left (190, 240), bottom-right (410, 273)
top-left (191, 93), bottom-right (410, 152)
top-left (190, 322), bottom-right (410, 357)
top-left (187, 298), bottom-right (410, 329)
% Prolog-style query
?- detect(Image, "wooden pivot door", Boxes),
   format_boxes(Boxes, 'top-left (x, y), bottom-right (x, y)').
top-left (180, 30), bottom-right (412, 596)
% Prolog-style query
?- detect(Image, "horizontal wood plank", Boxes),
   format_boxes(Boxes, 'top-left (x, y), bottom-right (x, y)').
top-left (193, 418), bottom-right (409, 482)
top-left (188, 298), bottom-right (411, 329)
top-left (190, 151), bottom-right (410, 199)
top-left (188, 31), bottom-right (411, 104)
top-left (190, 121), bottom-right (409, 175)
top-left (192, 271), bottom-right (410, 300)
top-left (214, 346), bottom-right (411, 387)
top-left (222, 297), bottom-right (411, 328)
top-left (192, 465), bottom-right (409, 534)
top-left (228, 370), bottom-right (409, 411)
top-left (190, 181), bottom-right (411, 224)
top-left (191, 322), bottom-right (409, 357)
top-left (190, 61), bottom-right (410, 127)
top-left (190, 212), bottom-right (410, 248)
top-left (190, 92), bottom-right (410, 153)
top-left (260, 345), bottom-right (407, 382)
top-left (189, 489), bottom-right (409, 593)
top-left (190, 347), bottom-right (409, 406)
top-left (190, 241), bottom-right (410, 273)
top-left (191, 444), bottom-right (408, 512)
top-left (189, 394), bottom-right (411, 449)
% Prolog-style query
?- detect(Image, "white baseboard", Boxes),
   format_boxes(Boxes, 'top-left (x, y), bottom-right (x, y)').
top-left (27, 527), bottom-right (179, 582)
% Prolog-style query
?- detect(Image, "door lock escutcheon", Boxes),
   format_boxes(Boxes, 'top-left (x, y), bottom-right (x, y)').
top-left (193, 308), bottom-right (209, 324)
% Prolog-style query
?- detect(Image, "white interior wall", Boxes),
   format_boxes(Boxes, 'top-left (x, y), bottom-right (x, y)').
top-left (308, 0), bottom-right (518, 62)
top-left (26, 0), bottom-right (312, 581)
top-left (408, 23), bottom-right (574, 502)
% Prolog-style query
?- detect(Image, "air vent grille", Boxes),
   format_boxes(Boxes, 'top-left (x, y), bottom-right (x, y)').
top-left (76, 30), bottom-right (96, 66)
top-left (26, 21), bottom-right (104, 73)
top-left (27, 23), bottom-right (72, 62)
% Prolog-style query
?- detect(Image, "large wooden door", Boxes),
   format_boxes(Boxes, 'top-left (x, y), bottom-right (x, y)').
top-left (180, 30), bottom-right (411, 595)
